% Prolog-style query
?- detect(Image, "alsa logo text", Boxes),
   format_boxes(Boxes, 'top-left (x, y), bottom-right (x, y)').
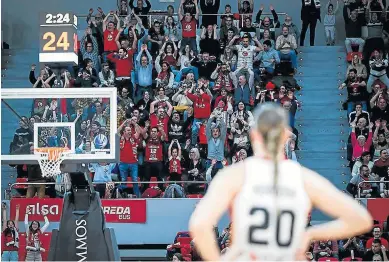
top-left (103, 206), bottom-right (131, 220)
top-left (27, 204), bottom-right (59, 215)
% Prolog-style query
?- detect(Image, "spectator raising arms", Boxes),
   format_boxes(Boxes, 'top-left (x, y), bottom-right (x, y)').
top-left (2, 203), bottom-right (20, 262)
top-left (179, 0), bottom-right (200, 55)
top-left (24, 206), bottom-right (50, 262)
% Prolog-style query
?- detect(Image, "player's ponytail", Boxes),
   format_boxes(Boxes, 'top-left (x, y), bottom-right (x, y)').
top-left (253, 103), bottom-right (288, 196)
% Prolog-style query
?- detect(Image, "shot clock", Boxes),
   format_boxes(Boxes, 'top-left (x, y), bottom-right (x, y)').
top-left (39, 12), bottom-right (79, 65)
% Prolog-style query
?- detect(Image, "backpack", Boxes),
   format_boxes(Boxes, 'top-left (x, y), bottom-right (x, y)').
top-left (142, 187), bottom-right (162, 198)
top-left (163, 184), bottom-right (186, 198)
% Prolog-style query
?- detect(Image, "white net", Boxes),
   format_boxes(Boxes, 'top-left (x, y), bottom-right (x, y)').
top-left (35, 148), bottom-right (70, 177)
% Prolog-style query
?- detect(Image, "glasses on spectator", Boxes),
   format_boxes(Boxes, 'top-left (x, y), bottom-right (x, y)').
top-left (87, 45), bottom-right (93, 48)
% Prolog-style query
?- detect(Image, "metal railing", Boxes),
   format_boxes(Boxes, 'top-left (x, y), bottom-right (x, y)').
top-left (356, 180), bottom-right (389, 199)
top-left (6, 180), bottom-right (208, 199)
top-left (76, 11), bottom-right (287, 30)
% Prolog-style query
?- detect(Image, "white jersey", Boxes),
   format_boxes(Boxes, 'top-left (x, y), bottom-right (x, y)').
top-left (235, 45), bottom-right (256, 69)
top-left (227, 158), bottom-right (310, 261)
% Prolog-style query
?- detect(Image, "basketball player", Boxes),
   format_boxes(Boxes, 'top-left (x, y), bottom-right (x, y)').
top-left (189, 103), bottom-right (373, 261)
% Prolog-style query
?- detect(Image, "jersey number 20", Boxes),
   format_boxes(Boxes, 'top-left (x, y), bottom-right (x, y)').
top-left (248, 207), bottom-right (295, 247)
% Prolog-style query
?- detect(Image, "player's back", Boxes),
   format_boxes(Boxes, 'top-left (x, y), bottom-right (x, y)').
top-left (228, 157), bottom-right (310, 261)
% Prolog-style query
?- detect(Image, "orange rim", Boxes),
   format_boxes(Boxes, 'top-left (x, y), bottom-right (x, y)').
top-left (35, 147), bottom-right (70, 161)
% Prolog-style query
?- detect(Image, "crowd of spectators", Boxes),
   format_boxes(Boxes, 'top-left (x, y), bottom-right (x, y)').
top-left (342, 0), bottom-right (389, 200)
top-left (9, 0), bottom-right (303, 200)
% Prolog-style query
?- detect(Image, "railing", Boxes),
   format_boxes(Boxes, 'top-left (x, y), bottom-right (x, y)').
top-left (6, 180), bottom-right (208, 199)
top-left (356, 181), bottom-right (389, 199)
top-left (76, 11), bottom-right (287, 30)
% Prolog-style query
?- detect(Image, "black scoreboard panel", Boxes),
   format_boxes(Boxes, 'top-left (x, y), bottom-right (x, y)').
top-left (39, 12), bottom-right (78, 65)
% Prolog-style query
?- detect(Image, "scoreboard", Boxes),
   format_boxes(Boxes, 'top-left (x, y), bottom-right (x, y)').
top-left (39, 12), bottom-right (78, 65)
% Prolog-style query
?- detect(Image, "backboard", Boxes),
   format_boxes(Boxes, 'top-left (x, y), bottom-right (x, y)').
top-left (1, 88), bottom-right (118, 165)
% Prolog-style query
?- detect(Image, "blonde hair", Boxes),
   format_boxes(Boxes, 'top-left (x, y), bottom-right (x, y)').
top-left (253, 103), bottom-right (288, 195)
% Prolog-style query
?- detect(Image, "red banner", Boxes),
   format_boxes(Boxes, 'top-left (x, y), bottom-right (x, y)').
top-left (101, 199), bottom-right (147, 223)
top-left (367, 199), bottom-right (389, 227)
top-left (10, 198), bottom-right (146, 223)
top-left (10, 198), bottom-right (63, 222)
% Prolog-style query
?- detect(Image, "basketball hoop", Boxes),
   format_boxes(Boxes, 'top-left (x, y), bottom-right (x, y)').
top-left (35, 147), bottom-right (71, 177)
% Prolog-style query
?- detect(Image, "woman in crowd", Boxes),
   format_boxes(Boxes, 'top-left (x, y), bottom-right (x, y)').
top-left (347, 54), bottom-right (368, 81)
top-left (2, 204), bottom-right (20, 262)
top-left (367, 50), bottom-right (389, 93)
top-left (164, 16), bottom-right (181, 45)
top-left (24, 206), bottom-right (50, 262)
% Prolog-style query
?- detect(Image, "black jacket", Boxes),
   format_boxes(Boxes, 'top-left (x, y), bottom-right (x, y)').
top-left (301, 0), bottom-right (321, 22)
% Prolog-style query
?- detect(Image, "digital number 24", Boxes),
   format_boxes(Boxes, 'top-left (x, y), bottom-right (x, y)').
top-left (43, 32), bottom-right (70, 51)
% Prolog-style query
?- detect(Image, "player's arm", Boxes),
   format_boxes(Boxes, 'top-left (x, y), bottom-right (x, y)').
top-left (189, 163), bottom-right (244, 261)
top-left (302, 167), bottom-right (373, 243)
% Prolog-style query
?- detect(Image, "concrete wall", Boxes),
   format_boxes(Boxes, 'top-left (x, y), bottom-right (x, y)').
top-left (2, 0), bottom-right (346, 49)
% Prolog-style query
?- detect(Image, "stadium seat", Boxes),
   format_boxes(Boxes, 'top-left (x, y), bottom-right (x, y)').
top-left (177, 237), bottom-right (192, 245)
top-left (14, 177), bottom-right (28, 189)
top-left (127, 177), bottom-right (141, 189)
top-left (342, 257), bottom-right (362, 261)
top-left (187, 194), bottom-right (203, 198)
top-left (318, 257), bottom-right (338, 262)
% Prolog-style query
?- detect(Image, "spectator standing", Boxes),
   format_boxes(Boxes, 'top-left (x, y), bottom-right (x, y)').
top-left (148, 21), bottom-right (165, 57)
top-left (200, 25), bottom-right (220, 57)
top-left (89, 163), bottom-right (116, 198)
top-left (143, 125), bottom-right (166, 184)
top-left (367, 50), bottom-right (389, 93)
top-left (164, 16), bottom-right (181, 43)
top-left (255, 4), bottom-right (280, 40)
top-left (343, 7), bottom-right (365, 53)
top-left (168, 140), bottom-right (183, 182)
top-left (187, 80), bottom-right (212, 145)
top-left (179, 0), bottom-right (199, 55)
top-left (350, 122), bottom-right (373, 161)
top-left (276, 26), bottom-right (298, 72)
top-left (26, 164), bottom-right (46, 199)
top-left (129, 0), bottom-right (151, 28)
top-left (87, 8), bottom-right (105, 55)
top-left (80, 28), bottom-right (100, 73)
top-left (347, 164), bottom-right (374, 197)
top-left (107, 46), bottom-right (136, 98)
top-left (10, 116), bottom-right (32, 155)
top-left (135, 44), bottom-right (153, 100)
top-left (200, 0), bottom-right (220, 27)
top-left (2, 203), bottom-right (20, 262)
top-left (118, 120), bottom-right (141, 197)
top-left (371, 97), bottom-right (389, 123)
top-left (102, 11), bottom-right (121, 61)
top-left (300, 0), bottom-right (321, 46)
top-left (234, 68), bottom-right (255, 110)
top-left (24, 206), bottom-right (49, 262)
top-left (323, 0), bottom-right (339, 46)
top-left (182, 0), bottom-right (197, 16)
top-left (191, 52), bottom-right (218, 80)
top-left (206, 115), bottom-right (227, 168)
top-left (349, 103), bottom-right (370, 126)
top-left (228, 35), bottom-right (263, 70)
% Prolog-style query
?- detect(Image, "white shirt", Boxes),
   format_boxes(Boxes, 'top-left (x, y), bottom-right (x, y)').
top-left (235, 45), bottom-right (256, 69)
top-left (228, 158), bottom-right (310, 261)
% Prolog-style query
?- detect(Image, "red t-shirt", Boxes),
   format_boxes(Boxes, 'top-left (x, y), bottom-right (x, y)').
top-left (366, 237), bottom-right (389, 249)
top-left (104, 29), bottom-right (119, 52)
top-left (2, 229), bottom-right (19, 251)
top-left (181, 19), bottom-right (197, 38)
top-left (107, 49), bottom-right (135, 77)
top-left (120, 136), bottom-right (139, 164)
top-left (199, 124), bottom-right (207, 144)
top-left (169, 156), bottom-right (182, 174)
top-left (150, 114), bottom-right (169, 138)
top-left (187, 93), bottom-right (211, 119)
top-left (145, 138), bottom-right (163, 162)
